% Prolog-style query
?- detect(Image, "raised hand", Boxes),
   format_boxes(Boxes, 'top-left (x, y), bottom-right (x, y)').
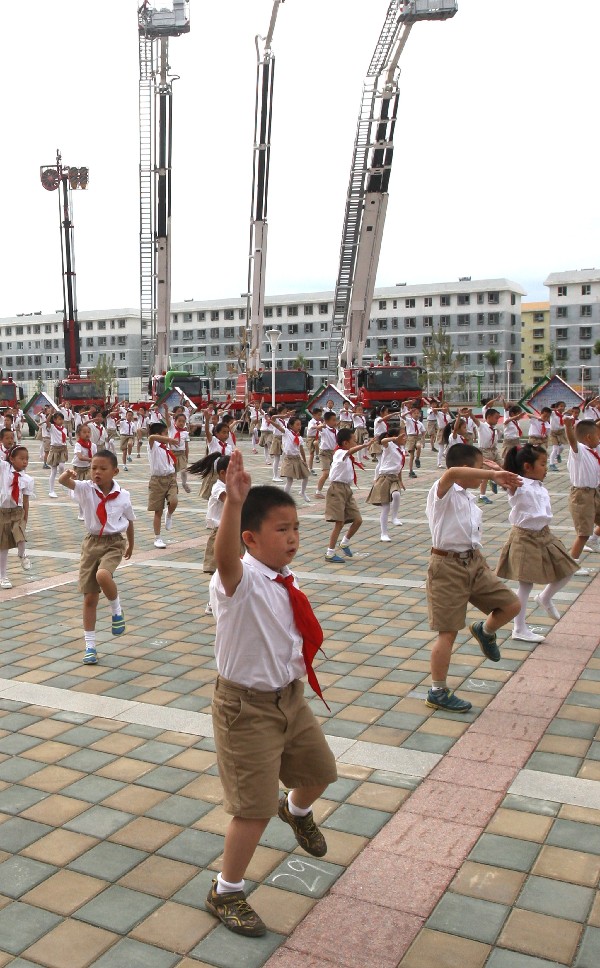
top-left (225, 450), bottom-right (252, 505)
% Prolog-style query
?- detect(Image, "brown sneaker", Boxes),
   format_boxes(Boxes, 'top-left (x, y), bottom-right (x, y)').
top-left (205, 879), bottom-right (266, 937)
top-left (278, 793), bottom-right (327, 857)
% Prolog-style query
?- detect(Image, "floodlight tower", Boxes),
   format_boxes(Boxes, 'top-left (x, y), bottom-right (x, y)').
top-left (138, 0), bottom-right (190, 384)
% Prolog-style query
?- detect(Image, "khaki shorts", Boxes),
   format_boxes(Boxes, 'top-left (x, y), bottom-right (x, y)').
top-left (174, 452), bottom-right (188, 473)
top-left (549, 429), bottom-right (567, 447)
top-left (212, 676), bottom-right (337, 818)
top-left (79, 533), bottom-right (126, 595)
top-left (406, 434), bottom-right (420, 454)
top-left (569, 486), bottom-right (600, 537)
top-left (147, 473), bottom-right (178, 511)
top-left (501, 437), bottom-right (521, 460)
top-left (48, 445), bottom-right (68, 467)
top-left (203, 527), bottom-right (218, 574)
top-left (427, 550), bottom-right (519, 632)
top-left (528, 437), bottom-right (547, 449)
top-left (319, 448), bottom-right (335, 472)
top-left (306, 436), bottom-right (319, 455)
top-left (481, 445), bottom-right (500, 465)
top-left (120, 435), bottom-right (134, 452)
top-left (325, 481), bottom-right (362, 524)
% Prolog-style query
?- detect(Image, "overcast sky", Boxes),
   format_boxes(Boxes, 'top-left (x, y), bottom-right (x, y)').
top-left (2, 0), bottom-right (598, 318)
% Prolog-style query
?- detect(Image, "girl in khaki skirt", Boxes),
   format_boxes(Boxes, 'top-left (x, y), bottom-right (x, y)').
top-left (0, 446), bottom-right (34, 587)
top-left (497, 443), bottom-right (578, 643)
top-left (48, 412), bottom-right (69, 498)
top-left (272, 415), bottom-right (311, 503)
top-left (366, 430), bottom-right (407, 541)
top-left (196, 453), bottom-right (229, 615)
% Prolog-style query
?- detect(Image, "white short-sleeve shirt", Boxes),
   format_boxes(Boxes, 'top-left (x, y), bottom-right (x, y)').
top-left (426, 481), bottom-right (483, 552)
top-left (72, 480), bottom-right (135, 535)
top-left (507, 477), bottom-right (552, 530)
top-left (206, 479), bottom-right (226, 528)
top-left (568, 446), bottom-right (600, 488)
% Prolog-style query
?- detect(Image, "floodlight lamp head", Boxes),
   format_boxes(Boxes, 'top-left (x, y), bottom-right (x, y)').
top-left (266, 329), bottom-right (280, 350)
top-left (40, 168), bottom-right (59, 191)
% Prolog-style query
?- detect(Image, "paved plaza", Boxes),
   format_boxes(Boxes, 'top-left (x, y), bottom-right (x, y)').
top-left (0, 437), bottom-right (599, 967)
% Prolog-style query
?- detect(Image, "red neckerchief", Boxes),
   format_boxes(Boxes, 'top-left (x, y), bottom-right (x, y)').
top-left (230, 431), bottom-right (237, 445)
top-left (584, 446), bottom-right (600, 467)
top-left (292, 432), bottom-right (300, 447)
top-left (334, 447), bottom-right (365, 484)
top-left (443, 413), bottom-right (449, 424)
top-left (541, 423), bottom-right (547, 437)
top-left (174, 430), bottom-right (182, 442)
top-left (555, 410), bottom-right (564, 426)
top-left (11, 470), bottom-right (20, 504)
top-left (218, 439), bottom-right (227, 455)
top-left (516, 422), bottom-right (522, 437)
top-left (160, 443), bottom-right (176, 466)
top-left (490, 428), bottom-right (496, 444)
top-left (58, 426), bottom-right (66, 443)
top-left (274, 573), bottom-right (329, 709)
top-left (78, 438), bottom-right (93, 458)
top-left (94, 488), bottom-right (120, 536)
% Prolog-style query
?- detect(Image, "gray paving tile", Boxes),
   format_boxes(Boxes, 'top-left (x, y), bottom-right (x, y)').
top-left (427, 891), bottom-right (508, 944)
top-left (89, 937), bottom-right (179, 968)
top-left (575, 926), bottom-right (600, 968)
top-left (319, 777), bottom-right (361, 802)
top-left (0, 758), bottom-right (44, 783)
top-left (516, 874), bottom-right (594, 922)
top-left (547, 818), bottom-right (600, 855)
top-left (191, 925), bottom-right (285, 968)
top-left (146, 795), bottom-right (214, 826)
top-left (265, 856), bottom-right (344, 898)
top-left (58, 750), bottom-right (118, 772)
top-left (57, 725), bottom-right (110, 746)
top-left (469, 833), bottom-right (542, 872)
top-left (65, 805), bottom-right (135, 838)
top-left (321, 719), bottom-right (366, 739)
top-left (121, 724), bottom-right (164, 739)
top-left (135, 766), bottom-right (197, 792)
top-left (547, 719), bottom-right (598, 740)
top-left (526, 752), bottom-right (583, 777)
top-left (487, 951), bottom-right (563, 968)
top-left (501, 794), bottom-right (561, 817)
top-left (402, 732), bottom-right (455, 755)
top-left (0, 901), bottom-right (61, 955)
top-left (0, 817), bottom-right (52, 853)
top-left (258, 818), bottom-right (300, 853)
top-left (322, 803), bottom-right (391, 837)
top-left (0, 786), bottom-right (48, 816)
top-left (75, 884), bottom-right (162, 934)
top-left (0, 856), bottom-right (57, 898)
top-left (127, 741), bottom-right (185, 764)
top-left (0, 713), bottom-right (40, 732)
top-left (60, 775), bottom-right (126, 803)
top-left (68, 842), bottom-right (148, 881)
top-left (0, 734), bottom-right (42, 755)
top-left (158, 828), bottom-right (224, 867)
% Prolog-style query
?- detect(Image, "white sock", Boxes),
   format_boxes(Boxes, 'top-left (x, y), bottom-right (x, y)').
top-left (49, 467), bottom-right (57, 491)
top-left (300, 479), bottom-right (308, 496)
top-left (284, 478), bottom-right (293, 493)
top-left (326, 547), bottom-right (336, 557)
top-left (514, 581), bottom-right (533, 633)
top-left (110, 596), bottom-right (122, 616)
top-left (539, 575), bottom-right (571, 605)
top-left (263, 446), bottom-right (270, 461)
top-left (287, 793), bottom-right (312, 817)
top-left (216, 872), bottom-right (245, 895)
top-left (391, 492), bottom-right (401, 519)
top-left (380, 505), bottom-right (390, 537)
top-left (431, 680), bottom-right (446, 693)
top-left (0, 549), bottom-right (8, 579)
top-left (273, 456), bottom-right (280, 477)
top-left (339, 534), bottom-right (350, 547)
top-left (84, 631), bottom-right (96, 650)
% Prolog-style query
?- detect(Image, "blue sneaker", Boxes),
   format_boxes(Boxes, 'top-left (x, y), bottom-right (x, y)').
top-left (83, 647), bottom-right (98, 665)
top-left (339, 545), bottom-right (353, 558)
top-left (426, 688), bottom-right (472, 713)
top-left (548, 464), bottom-right (558, 472)
top-left (112, 613), bottom-right (126, 636)
top-left (326, 554), bottom-right (346, 563)
top-left (490, 481), bottom-right (498, 494)
top-left (478, 495), bottom-right (493, 505)
top-left (470, 620), bottom-right (501, 662)
top-left (557, 454), bottom-right (562, 463)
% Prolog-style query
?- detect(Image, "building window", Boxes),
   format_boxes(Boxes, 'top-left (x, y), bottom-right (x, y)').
top-left (477, 313), bottom-right (485, 325)
top-left (391, 318), bottom-right (398, 330)
top-left (319, 359), bottom-right (328, 370)
top-left (98, 337), bottom-right (106, 346)
top-left (304, 323), bottom-right (313, 334)
top-left (211, 310), bottom-right (219, 321)
top-left (198, 329), bottom-right (206, 340)
top-left (405, 298), bottom-right (415, 309)
top-left (582, 284), bottom-right (591, 296)
top-left (580, 347), bottom-right (592, 360)
top-left (580, 327), bottom-right (592, 340)
top-left (86, 321), bottom-right (93, 331)
top-left (224, 309), bottom-right (234, 321)
top-left (289, 342), bottom-right (298, 352)
top-left (533, 360), bottom-right (544, 371)
top-left (404, 356), bottom-right (417, 367)
top-left (457, 314), bottom-right (470, 326)
top-left (440, 316), bottom-right (449, 327)
top-left (275, 307), bottom-right (283, 317)
top-left (305, 341), bottom-right (313, 351)
top-left (457, 335), bottom-right (469, 346)
top-left (198, 311), bottom-right (206, 321)
top-left (533, 344), bottom-right (545, 354)
top-left (477, 293), bottom-right (485, 305)
top-left (556, 328), bottom-right (568, 340)
top-left (304, 304), bottom-right (313, 315)
top-left (288, 324), bottom-right (298, 335)
top-left (320, 322), bottom-right (328, 332)
top-left (557, 285), bottom-right (568, 297)
top-left (97, 321), bottom-right (106, 330)
top-left (287, 306), bottom-right (298, 317)
top-left (489, 333), bottom-right (498, 344)
top-left (556, 348), bottom-right (568, 361)
top-left (440, 295), bottom-right (451, 307)
top-left (533, 313), bottom-right (545, 323)
top-left (238, 309), bottom-right (245, 320)
top-left (424, 297), bottom-right (433, 308)
top-left (404, 318), bottom-right (416, 329)
top-left (210, 328), bottom-right (219, 339)
top-left (404, 337), bottom-right (416, 348)
top-left (488, 313), bottom-right (499, 325)
top-left (533, 328), bottom-right (545, 338)
top-left (422, 316), bottom-right (433, 328)
top-left (457, 294), bottom-right (470, 306)
top-left (377, 319), bottom-right (388, 331)
top-left (183, 330), bottom-right (193, 340)
top-left (184, 312), bottom-right (193, 322)
top-left (488, 292), bottom-right (500, 304)
top-left (423, 335), bottom-right (433, 347)
top-left (319, 303), bottom-right (329, 315)
top-left (378, 300), bottom-right (387, 310)
top-left (556, 306), bottom-right (568, 318)
top-left (210, 346), bottom-right (220, 356)
top-left (223, 327), bottom-right (234, 339)
top-left (580, 305), bottom-right (592, 317)
top-left (264, 306), bottom-right (273, 317)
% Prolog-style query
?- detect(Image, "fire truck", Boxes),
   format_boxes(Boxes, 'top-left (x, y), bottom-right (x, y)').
top-left (328, 1), bottom-right (458, 405)
top-left (234, 369), bottom-right (313, 415)
top-left (150, 368), bottom-right (211, 409)
top-left (0, 376), bottom-right (24, 411)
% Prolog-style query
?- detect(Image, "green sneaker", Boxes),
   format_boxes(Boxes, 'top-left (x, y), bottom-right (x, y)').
top-left (278, 793), bottom-right (327, 857)
top-left (470, 620), bottom-right (501, 662)
top-left (205, 880), bottom-right (266, 937)
top-left (426, 688), bottom-right (472, 713)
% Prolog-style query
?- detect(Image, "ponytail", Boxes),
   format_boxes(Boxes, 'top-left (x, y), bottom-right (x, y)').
top-left (504, 443), bottom-right (546, 474)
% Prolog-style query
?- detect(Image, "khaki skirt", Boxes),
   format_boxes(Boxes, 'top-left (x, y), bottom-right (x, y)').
top-left (528, 436), bottom-right (547, 449)
top-left (280, 455), bottom-right (310, 480)
top-left (175, 453), bottom-right (188, 473)
top-left (339, 420), bottom-right (353, 430)
top-left (269, 436), bottom-right (282, 457)
top-left (0, 507), bottom-right (26, 550)
top-left (74, 466), bottom-right (90, 480)
top-left (354, 427), bottom-right (367, 443)
top-left (48, 444), bottom-right (68, 467)
top-left (199, 465), bottom-right (217, 500)
top-left (497, 525), bottom-right (578, 584)
top-left (258, 430), bottom-right (273, 447)
top-left (366, 473), bottom-right (402, 506)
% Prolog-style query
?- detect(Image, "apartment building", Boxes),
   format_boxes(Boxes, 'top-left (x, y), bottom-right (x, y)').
top-left (520, 301), bottom-right (550, 389)
top-left (545, 269), bottom-right (600, 390)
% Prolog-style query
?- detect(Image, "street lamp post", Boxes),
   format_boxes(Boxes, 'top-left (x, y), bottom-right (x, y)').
top-left (581, 364), bottom-right (586, 396)
top-left (506, 358), bottom-right (513, 401)
top-left (266, 329), bottom-right (280, 407)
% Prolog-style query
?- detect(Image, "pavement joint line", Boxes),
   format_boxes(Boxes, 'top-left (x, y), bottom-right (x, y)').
top-left (508, 769), bottom-right (600, 810)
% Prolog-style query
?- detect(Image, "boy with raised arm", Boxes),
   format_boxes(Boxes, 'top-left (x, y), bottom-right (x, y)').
top-left (206, 451), bottom-right (337, 937)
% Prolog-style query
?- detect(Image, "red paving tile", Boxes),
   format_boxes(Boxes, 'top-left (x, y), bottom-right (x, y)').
top-left (523, 658), bottom-right (587, 679)
top-left (487, 690), bottom-right (564, 718)
top-left (467, 709), bottom-right (551, 741)
top-left (395, 781), bottom-right (504, 827)
top-left (447, 732), bottom-right (536, 768)
top-left (429, 757), bottom-right (518, 793)
top-left (286, 895), bottom-right (424, 968)
top-left (500, 673), bottom-right (577, 698)
top-left (371, 811), bottom-right (481, 868)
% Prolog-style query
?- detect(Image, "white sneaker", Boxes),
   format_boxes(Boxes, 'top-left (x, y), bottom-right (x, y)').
top-left (154, 537), bottom-right (167, 549)
top-left (0, 578), bottom-right (12, 589)
top-left (205, 602), bottom-right (213, 615)
top-left (380, 534), bottom-right (391, 542)
top-left (48, 492), bottom-right (57, 499)
top-left (392, 518), bottom-right (403, 526)
top-left (272, 477), bottom-right (284, 483)
top-left (302, 495), bottom-right (312, 504)
top-left (575, 568), bottom-right (591, 576)
top-left (314, 491), bottom-right (325, 500)
top-left (19, 556), bottom-right (32, 571)
top-left (182, 484), bottom-right (191, 494)
top-left (165, 514), bottom-right (173, 531)
top-left (512, 629), bottom-right (545, 643)
top-left (534, 593), bottom-right (560, 620)
top-left (583, 541), bottom-right (600, 552)
top-left (78, 514), bottom-right (85, 521)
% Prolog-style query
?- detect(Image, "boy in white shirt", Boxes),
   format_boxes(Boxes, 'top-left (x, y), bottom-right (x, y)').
top-left (425, 442), bottom-right (521, 712)
top-left (548, 401), bottom-right (567, 470)
top-left (501, 405), bottom-right (526, 460)
top-left (324, 428), bottom-right (367, 562)
top-left (147, 418), bottom-right (180, 548)
top-left (405, 405), bottom-right (425, 478)
top-left (118, 409), bottom-right (137, 472)
top-left (314, 411), bottom-right (338, 498)
top-left (306, 407), bottom-right (323, 474)
top-left (564, 416), bottom-right (600, 567)
top-left (528, 407), bottom-right (551, 448)
top-left (59, 451), bottom-right (135, 665)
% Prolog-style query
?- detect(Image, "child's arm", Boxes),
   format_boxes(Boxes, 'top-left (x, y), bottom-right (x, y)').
top-left (341, 441), bottom-right (372, 458)
top-left (124, 521), bottom-right (134, 560)
top-left (58, 468), bottom-right (78, 491)
top-left (148, 433), bottom-right (179, 445)
top-left (22, 494), bottom-right (29, 527)
top-left (564, 414), bottom-right (578, 452)
top-left (215, 451), bottom-right (251, 597)
top-left (437, 466), bottom-right (522, 499)
top-left (204, 410), bottom-right (214, 443)
top-left (269, 416), bottom-right (286, 432)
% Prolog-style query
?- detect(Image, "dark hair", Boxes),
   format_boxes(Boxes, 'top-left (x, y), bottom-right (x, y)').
top-left (93, 449), bottom-right (118, 469)
top-left (0, 427), bottom-right (14, 440)
top-left (551, 401), bottom-right (565, 408)
top-left (312, 407), bottom-right (323, 415)
top-left (241, 485), bottom-right (296, 533)
top-left (336, 428), bottom-right (354, 447)
top-left (213, 421), bottom-right (229, 435)
top-left (8, 445), bottom-right (28, 463)
top-left (540, 407), bottom-right (552, 416)
top-left (149, 421), bottom-right (167, 435)
top-left (576, 419), bottom-right (598, 441)
top-left (504, 443), bottom-right (545, 474)
top-left (50, 412), bottom-right (64, 424)
top-left (221, 413), bottom-right (234, 425)
top-left (445, 443), bottom-right (482, 468)
top-left (508, 406), bottom-right (521, 417)
top-left (485, 408), bottom-right (500, 419)
top-left (323, 411), bottom-right (337, 422)
top-left (189, 452), bottom-right (230, 478)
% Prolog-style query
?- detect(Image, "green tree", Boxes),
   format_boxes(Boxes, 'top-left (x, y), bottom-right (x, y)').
top-left (421, 322), bottom-right (463, 397)
top-left (484, 349), bottom-right (501, 388)
top-left (206, 362), bottom-right (219, 399)
top-left (593, 339), bottom-right (600, 361)
top-left (291, 354), bottom-right (309, 371)
top-left (544, 343), bottom-right (556, 376)
top-left (35, 374), bottom-right (45, 394)
top-left (89, 355), bottom-right (116, 401)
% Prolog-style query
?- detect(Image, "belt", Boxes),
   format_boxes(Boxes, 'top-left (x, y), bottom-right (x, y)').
top-left (431, 548), bottom-right (475, 559)
top-left (215, 675), bottom-right (296, 702)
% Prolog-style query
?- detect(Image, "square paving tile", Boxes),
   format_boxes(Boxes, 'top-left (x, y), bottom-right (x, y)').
top-left (130, 900), bottom-right (215, 953)
top-left (469, 833), bottom-right (542, 872)
top-left (400, 928), bottom-right (490, 968)
top-left (21, 829), bottom-right (98, 866)
top-left (532, 845), bottom-right (600, 887)
top-left (516, 874), bottom-right (594, 923)
top-left (575, 926), bottom-right (600, 968)
top-left (22, 919), bottom-right (118, 968)
top-left (146, 795), bottom-right (214, 826)
top-left (65, 805), bottom-right (135, 838)
top-left (22, 869), bottom-right (108, 916)
top-left (0, 901), bottom-right (61, 955)
top-left (68, 843), bottom-right (148, 882)
top-left (190, 925), bottom-right (285, 968)
top-left (0, 856), bottom-right (57, 898)
top-left (321, 804), bottom-right (391, 838)
top-left (498, 908), bottom-right (582, 964)
top-left (118, 855), bottom-right (198, 899)
top-left (450, 861), bottom-right (526, 905)
top-left (546, 818), bottom-right (600, 855)
top-left (265, 856), bottom-right (344, 898)
top-left (427, 891), bottom-right (509, 944)
top-left (157, 828), bottom-right (225, 868)
top-left (74, 883), bottom-right (163, 935)
top-left (0, 817), bottom-right (52, 853)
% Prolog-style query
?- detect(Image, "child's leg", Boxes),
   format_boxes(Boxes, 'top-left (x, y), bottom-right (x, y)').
top-left (326, 521), bottom-right (343, 556)
top-left (482, 597), bottom-right (521, 634)
top-left (391, 491), bottom-right (402, 524)
top-left (430, 630), bottom-right (458, 688)
top-left (570, 535), bottom-right (589, 561)
top-left (316, 469), bottom-right (328, 494)
top-left (550, 444), bottom-right (559, 465)
top-left (437, 443), bottom-right (447, 468)
top-left (263, 444), bottom-right (271, 464)
top-left (16, 540), bottom-right (30, 569)
top-left (284, 477), bottom-right (293, 494)
top-left (380, 503), bottom-right (391, 540)
top-left (300, 477), bottom-right (309, 499)
top-left (82, 591), bottom-right (100, 660)
top-left (537, 575), bottom-right (571, 615)
top-left (0, 549), bottom-right (9, 579)
top-left (514, 581), bottom-right (534, 633)
top-left (153, 510), bottom-right (163, 536)
top-left (220, 816), bottom-right (270, 886)
top-left (49, 465), bottom-right (58, 494)
top-left (121, 444), bottom-right (128, 468)
top-left (340, 516), bottom-right (362, 545)
top-left (272, 455), bottom-right (281, 479)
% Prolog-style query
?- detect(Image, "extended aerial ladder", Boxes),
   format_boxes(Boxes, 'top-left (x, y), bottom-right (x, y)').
top-left (246, 1), bottom-right (286, 376)
top-left (328, 0), bottom-right (458, 380)
top-left (138, 1), bottom-right (190, 385)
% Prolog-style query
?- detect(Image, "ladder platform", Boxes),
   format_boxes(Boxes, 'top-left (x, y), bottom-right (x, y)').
top-left (399, 1), bottom-right (458, 23)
